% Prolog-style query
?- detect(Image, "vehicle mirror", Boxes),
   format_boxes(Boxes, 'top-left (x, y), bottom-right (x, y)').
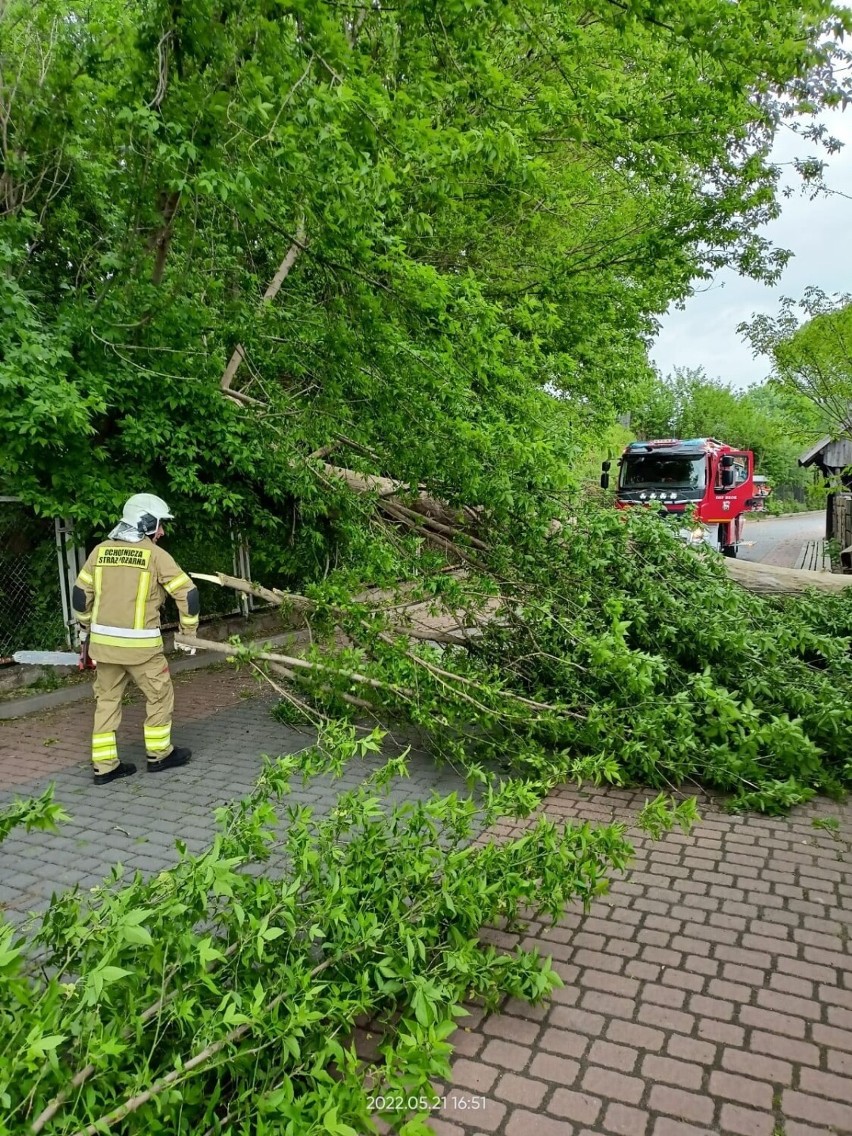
top-left (600, 471), bottom-right (610, 489)
top-left (720, 468), bottom-right (734, 489)
top-left (721, 455), bottom-right (734, 469)
top-left (601, 460), bottom-right (612, 472)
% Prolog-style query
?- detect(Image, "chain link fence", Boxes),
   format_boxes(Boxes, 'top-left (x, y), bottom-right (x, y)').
top-left (1, 499), bottom-right (278, 657)
top-left (159, 521), bottom-right (250, 628)
top-left (772, 483), bottom-right (807, 504)
top-left (0, 499), bottom-right (68, 656)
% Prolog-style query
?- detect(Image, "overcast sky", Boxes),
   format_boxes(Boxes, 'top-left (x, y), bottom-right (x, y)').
top-left (650, 98), bottom-right (852, 391)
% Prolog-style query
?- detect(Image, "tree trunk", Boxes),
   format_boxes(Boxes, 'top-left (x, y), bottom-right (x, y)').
top-left (322, 464), bottom-right (852, 596)
top-left (722, 557), bottom-right (852, 596)
top-left (187, 569), bottom-right (496, 644)
top-left (220, 220), bottom-right (307, 395)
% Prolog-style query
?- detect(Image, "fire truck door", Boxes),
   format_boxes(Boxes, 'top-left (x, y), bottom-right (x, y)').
top-left (729, 452), bottom-right (751, 487)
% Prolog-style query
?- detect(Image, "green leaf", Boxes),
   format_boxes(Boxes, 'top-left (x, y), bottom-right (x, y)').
top-left (100, 966), bottom-right (131, 985)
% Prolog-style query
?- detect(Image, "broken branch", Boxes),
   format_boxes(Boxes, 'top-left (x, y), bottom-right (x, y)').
top-left (220, 218), bottom-right (307, 393)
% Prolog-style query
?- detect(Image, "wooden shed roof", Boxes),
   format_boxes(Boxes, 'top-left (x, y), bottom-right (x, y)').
top-left (798, 436), bottom-right (852, 470)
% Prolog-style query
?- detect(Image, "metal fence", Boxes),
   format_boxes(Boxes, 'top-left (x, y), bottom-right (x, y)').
top-left (1, 499), bottom-right (268, 657)
top-left (159, 522), bottom-right (260, 628)
top-left (0, 498), bottom-right (74, 656)
top-left (772, 483), bottom-right (807, 503)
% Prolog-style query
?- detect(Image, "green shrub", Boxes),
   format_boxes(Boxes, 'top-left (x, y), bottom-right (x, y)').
top-left (0, 727), bottom-right (634, 1135)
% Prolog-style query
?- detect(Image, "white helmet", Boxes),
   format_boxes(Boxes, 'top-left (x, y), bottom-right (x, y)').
top-left (122, 493), bottom-right (173, 535)
top-left (108, 493), bottom-right (174, 542)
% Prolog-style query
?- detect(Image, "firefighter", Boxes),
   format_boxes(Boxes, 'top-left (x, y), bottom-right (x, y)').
top-left (72, 493), bottom-right (201, 785)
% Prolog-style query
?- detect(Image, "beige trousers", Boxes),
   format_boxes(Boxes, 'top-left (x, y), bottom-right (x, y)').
top-left (91, 654), bottom-right (175, 773)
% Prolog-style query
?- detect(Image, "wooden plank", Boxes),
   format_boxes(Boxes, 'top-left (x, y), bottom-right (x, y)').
top-left (822, 439), bottom-right (852, 468)
top-left (832, 495), bottom-right (852, 558)
top-left (798, 435), bottom-right (833, 467)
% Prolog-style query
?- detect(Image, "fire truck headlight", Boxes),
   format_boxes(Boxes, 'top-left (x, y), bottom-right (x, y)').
top-left (679, 526), bottom-right (706, 546)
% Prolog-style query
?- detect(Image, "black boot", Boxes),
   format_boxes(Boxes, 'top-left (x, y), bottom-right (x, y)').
top-left (147, 746), bottom-right (192, 772)
top-left (94, 762), bottom-right (137, 785)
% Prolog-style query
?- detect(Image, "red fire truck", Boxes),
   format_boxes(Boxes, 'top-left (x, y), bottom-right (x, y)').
top-left (601, 437), bottom-right (755, 557)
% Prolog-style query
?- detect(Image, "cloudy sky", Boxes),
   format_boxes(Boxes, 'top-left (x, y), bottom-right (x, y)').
top-left (650, 97), bottom-right (852, 391)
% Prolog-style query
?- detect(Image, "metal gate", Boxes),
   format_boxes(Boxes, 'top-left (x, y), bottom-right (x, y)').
top-left (158, 521), bottom-right (261, 628)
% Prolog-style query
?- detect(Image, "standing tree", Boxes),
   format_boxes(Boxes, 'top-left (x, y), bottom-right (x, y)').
top-left (0, 0), bottom-right (850, 579)
top-left (741, 288), bottom-right (852, 433)
top-left (627, 367), bottom-right (815, 492)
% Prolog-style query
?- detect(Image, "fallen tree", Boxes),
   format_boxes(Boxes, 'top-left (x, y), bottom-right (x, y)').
top-left (312, 460), bottom-right (852, 597)
top-left (724, 555), bottom-right (852, 595)
top-left (4, 2), bottom-right (852, 1132)
top-left (179, 469), bottom-right (852, 815)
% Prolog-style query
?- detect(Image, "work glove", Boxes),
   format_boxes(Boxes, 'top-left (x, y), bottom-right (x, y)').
top-left (78, 629), bottom-right (96, 670)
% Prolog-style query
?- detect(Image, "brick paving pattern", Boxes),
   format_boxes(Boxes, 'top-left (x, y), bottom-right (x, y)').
top-left (1, 664), bottom-right (851, 1135)
top-left (0, 663), bottom-right (260, 788)
top-left (432, 787), bottom-right (852, 1136)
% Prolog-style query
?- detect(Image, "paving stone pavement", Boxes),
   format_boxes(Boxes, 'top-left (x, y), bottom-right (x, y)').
top-left (2, 666), bottom-right (852, 1136)
top-left (428, 785), bottom-right (852, 1136)
top-left (0, 664), bottom-right (469, 923)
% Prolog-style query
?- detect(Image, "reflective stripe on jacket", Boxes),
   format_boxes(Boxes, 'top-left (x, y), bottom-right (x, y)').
top-left (72, 538), bottom-right (200, 663)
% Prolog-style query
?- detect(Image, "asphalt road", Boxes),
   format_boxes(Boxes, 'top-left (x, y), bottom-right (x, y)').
top-left (738, 510), bottom-right (825, 568)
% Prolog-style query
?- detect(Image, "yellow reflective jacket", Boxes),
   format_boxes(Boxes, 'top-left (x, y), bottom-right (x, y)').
top-left (72, 538), bottom-right (200, 663)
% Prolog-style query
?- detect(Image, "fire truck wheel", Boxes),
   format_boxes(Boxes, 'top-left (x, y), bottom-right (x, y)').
top-left (722, 544), bottom-right (738, 558)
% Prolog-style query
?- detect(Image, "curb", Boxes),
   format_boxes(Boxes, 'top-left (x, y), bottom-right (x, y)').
top-left (0, 632), bottom-right (298, 721)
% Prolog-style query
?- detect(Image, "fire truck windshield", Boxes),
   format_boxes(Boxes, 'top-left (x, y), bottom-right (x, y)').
top-left (620, 454), bottom-right (706, 492)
